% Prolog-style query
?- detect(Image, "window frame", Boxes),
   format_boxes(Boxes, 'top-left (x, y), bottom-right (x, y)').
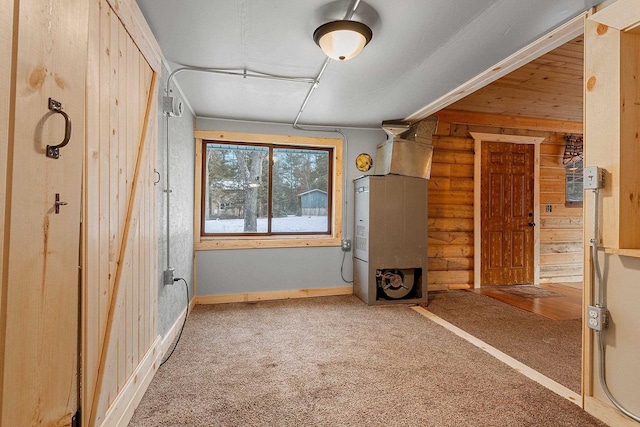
top-left (194, 130), bottom-right (343, 250)
top-left (200, 140), bottom-right (333, 237)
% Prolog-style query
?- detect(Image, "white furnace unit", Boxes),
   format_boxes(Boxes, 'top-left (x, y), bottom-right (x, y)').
top-left (353, 174), bottom-right (428, 305)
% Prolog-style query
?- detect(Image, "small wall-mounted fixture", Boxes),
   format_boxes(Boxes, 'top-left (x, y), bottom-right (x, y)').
top-left (163, 96), bottom-right (183, 117)
top-left (313, 20), bottom-right (372, 61)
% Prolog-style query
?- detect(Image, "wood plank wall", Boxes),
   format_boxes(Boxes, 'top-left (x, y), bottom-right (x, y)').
top-left (539, 139), bottom-right (583, 283)
top-left (428, 114), bottom-right (583, 290)
top-left (84, 0), bottom-right (159, 424)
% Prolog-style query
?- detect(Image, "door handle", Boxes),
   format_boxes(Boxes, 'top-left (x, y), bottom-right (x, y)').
top-left (46, 98), bottom-right (72, 159)
top-left (528, 222), bottom-right (536, 227)
top-left (54, 193), bottom-right (67, 214)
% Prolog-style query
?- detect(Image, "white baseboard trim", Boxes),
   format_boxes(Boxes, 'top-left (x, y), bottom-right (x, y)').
top-left (411, 306), bottom-right (581, 406)
top-left (195, 285), bottom-right (353, 305)
top-left (101, 304), bottom-right (191, 427)
top-left (584, 396), bottom-right (640, 427)
top-left (101, 335), bottom-right (162, 427)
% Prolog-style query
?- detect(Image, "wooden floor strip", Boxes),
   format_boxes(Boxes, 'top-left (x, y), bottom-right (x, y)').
top-left (411, 306), bottom-right (581, 406)
top-left (470, 283), bottom-right (583, 320)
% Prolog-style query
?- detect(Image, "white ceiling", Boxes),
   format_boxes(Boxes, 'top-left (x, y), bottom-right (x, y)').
top-left (136, 0), bottom-right (599, 128)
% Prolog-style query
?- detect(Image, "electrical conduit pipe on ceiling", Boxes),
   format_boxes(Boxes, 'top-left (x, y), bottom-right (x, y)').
top-left (162, 68), bottom-right (316, 274)
top-left (163, 0), bottom-right (364, 279)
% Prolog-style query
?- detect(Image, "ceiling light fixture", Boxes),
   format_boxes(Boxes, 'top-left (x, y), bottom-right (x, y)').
top-left (313, 20), bottom-right (372, 61)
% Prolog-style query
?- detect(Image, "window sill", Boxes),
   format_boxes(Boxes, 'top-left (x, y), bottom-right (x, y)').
top-left (195, 236), bottom-right (341, 250)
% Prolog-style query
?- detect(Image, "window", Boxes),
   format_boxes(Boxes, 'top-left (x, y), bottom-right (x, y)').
top-left (195, 131), bottom-right (343, 249)
top-left (563, 135), bottom-right (583, 207)
top-left (565, 159), bottom-right (583, 206)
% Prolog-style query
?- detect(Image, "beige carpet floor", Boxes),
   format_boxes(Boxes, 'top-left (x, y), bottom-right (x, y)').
top-left (130, 295), bottom-right (603, 426)
top-left (427, 290), bottom-right (582, 393)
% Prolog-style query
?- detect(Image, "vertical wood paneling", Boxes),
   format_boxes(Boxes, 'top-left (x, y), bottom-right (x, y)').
top-left (83, 0), bottom-right (101, 423)
top-left (141, 56), bottom-right (150, 352)
top-left (0, 2), bottom-right (14, 374)
top-left (118, 20), bottom-right (130, 390)
top-left (84, 0), bottom-right (159, 424)
top-left (429, 118), bottom-right (583, 288)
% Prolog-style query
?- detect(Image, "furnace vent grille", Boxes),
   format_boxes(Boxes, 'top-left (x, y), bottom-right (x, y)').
top-left (356, 225), bottom-right (367, 251)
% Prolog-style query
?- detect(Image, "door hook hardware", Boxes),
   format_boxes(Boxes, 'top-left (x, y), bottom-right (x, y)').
top-left (54, 193), bottom-right (68, 214)
top-left (528, 222), bottom-right (536, 227)
top-left (46, 98), bottom-right (72, 159)
top-left (154, 169), bottom-right (161, 185)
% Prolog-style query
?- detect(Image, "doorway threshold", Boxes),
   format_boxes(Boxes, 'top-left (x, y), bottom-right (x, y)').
top-left (472, 283), bottom-right (582, 321)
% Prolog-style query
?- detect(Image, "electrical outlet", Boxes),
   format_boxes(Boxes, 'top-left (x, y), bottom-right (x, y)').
top-left (163, 268), bottom-right (175, 286)
top-left (587, 305), bottom-right (608, 331)
top-left (341, 239), bottom-right (352, 252)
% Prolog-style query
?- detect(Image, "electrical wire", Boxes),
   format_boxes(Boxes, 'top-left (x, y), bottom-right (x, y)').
top-left (292, 0), bottom-right (366, 285)
top-left (165, 98), bottom-right (172, 272)
top-left (294, 125), bottom-right (353, 283)
top-left (590, 187), bottom-right (640, 423)
top-left (592, 189), bottom-right (603, 308)
top-left (340, 249), bottom-right (353, 283)
top-left (160, 278), bottom-right (190, 367)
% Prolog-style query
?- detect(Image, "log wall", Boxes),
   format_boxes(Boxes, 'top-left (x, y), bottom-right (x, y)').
top-left (428, 114), bottom-right (583, 290)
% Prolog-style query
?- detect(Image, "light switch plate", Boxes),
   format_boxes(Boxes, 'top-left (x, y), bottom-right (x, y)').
top-left (584, 166), bottom-right (604, 190)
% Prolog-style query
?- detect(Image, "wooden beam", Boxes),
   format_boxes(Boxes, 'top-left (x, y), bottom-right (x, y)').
top-left (589, 0), bottom-right (640, 32)
top-left (404, 14), bottom-right (585, 122)
top-left (435, 110), bottom-right (583, 133)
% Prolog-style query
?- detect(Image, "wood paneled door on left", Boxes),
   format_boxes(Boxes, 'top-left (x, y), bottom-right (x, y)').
top-left (0, 1), bottom-right (88, 425)
top-left (481, 142), bottom-right (535, 285)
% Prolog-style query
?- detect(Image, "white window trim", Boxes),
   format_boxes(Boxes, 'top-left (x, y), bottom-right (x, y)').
top-left (194, 130), bottom-right (343, 250)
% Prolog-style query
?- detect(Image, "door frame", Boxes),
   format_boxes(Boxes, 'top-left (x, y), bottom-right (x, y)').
top-left (471, 133), bottom-right (544, 288)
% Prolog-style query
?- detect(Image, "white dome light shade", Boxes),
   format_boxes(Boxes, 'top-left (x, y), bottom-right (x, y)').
top-left (313, 20), bottom-right (372, 61)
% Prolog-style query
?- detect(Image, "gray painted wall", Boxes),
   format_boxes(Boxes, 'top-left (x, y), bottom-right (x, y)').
top-left (157, 63), bottom-right (195, 336)
top-left (195, 118), bottom-right (386, 295)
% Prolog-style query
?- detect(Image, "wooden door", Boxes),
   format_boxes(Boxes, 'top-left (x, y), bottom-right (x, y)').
top-left (84, 1), bottom-right (160, 425)
top-left (481, 142), bottom-right (534, 285)
top-left (0, 1), bottom-right (88, 425)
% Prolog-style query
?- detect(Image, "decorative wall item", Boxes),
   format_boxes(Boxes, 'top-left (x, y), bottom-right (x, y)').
top-left (563, 135), bottom-right (583, 164)
top-left (355, 153), bottom-right (372, 171)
